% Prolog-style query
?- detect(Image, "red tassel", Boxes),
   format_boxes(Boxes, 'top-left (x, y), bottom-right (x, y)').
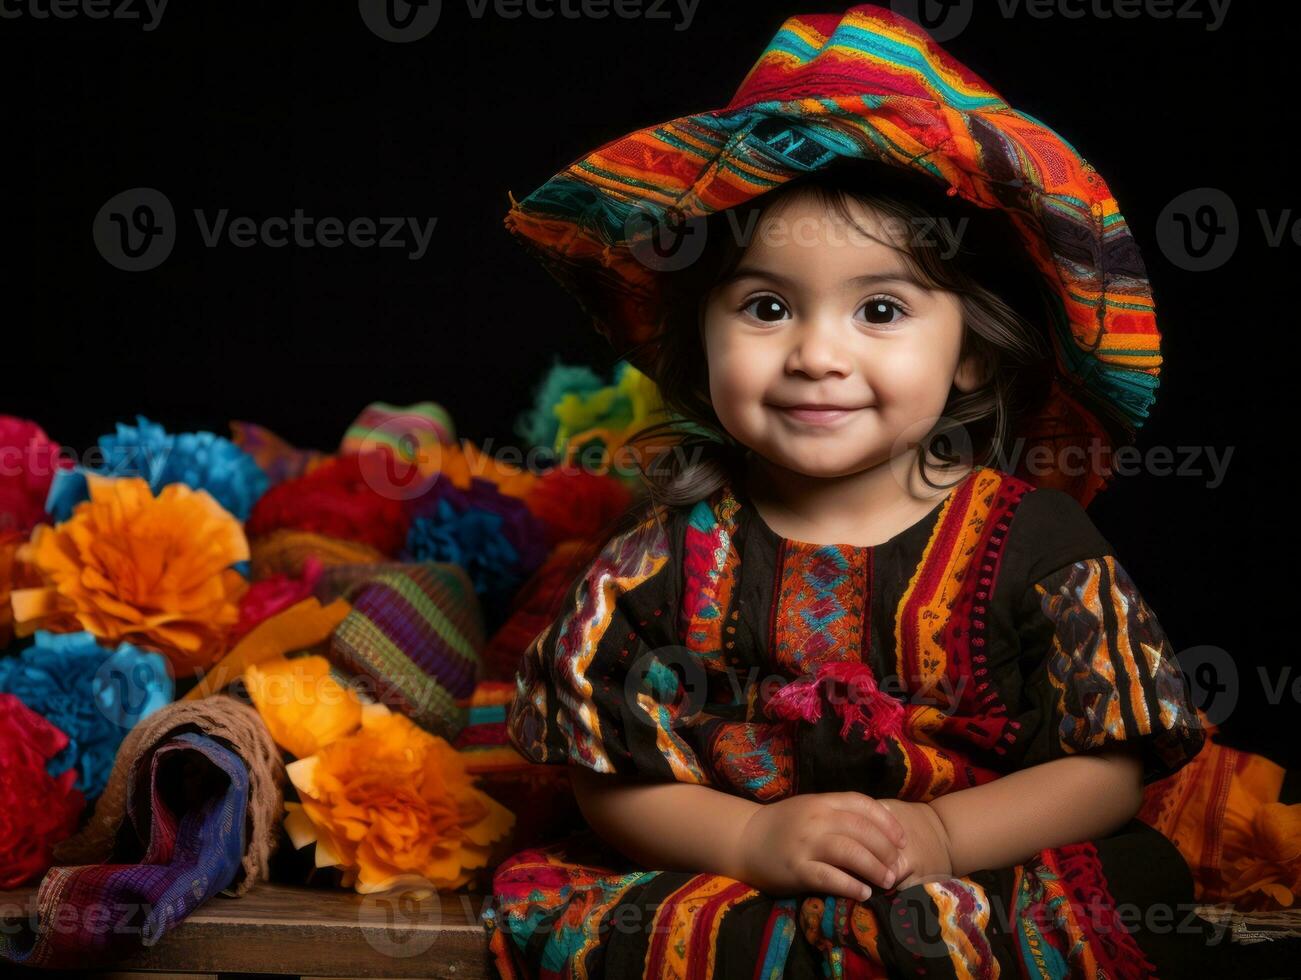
top-left (764, 676), bottom-right (825, 725)
top-left (763, 660), bottom-right (904, 754)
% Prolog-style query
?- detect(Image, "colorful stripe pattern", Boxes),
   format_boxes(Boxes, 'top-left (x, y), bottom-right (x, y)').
top-left (338, 400), bottom-right (456, 458)
top-left (328, 562), bottom-right (484, 740)
top-left (1032, 554), bottom-right (1207, 784)
top-left (504, 3), bottom-right (1161, 509)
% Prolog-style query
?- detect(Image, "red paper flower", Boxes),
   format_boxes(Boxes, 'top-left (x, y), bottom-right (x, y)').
top-left (523, 467), bottom-right (634, 549)
top-left (0, 693), bottom-right (85, 887)
top-left (0, 416), bottom-right (71, 536)
top-left (230, 553), bottom-right (325, 642)
top-left (246, 454), bottom-right (410, 556)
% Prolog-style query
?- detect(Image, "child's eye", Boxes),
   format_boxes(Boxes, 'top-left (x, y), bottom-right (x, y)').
top-left (740, 295), bottom-right (790, 323)
top-left (857, 296), bottom-right (910, 327)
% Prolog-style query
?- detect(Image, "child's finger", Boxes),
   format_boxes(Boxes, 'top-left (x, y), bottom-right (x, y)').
top-left (827, 806), bottom-right (900, 869)
top-left (824, 791), bottom-right (908, 847)
top-left (814, 832), bottom-right (899, 891)
top-left (802, 860), bottom-right (876, 902)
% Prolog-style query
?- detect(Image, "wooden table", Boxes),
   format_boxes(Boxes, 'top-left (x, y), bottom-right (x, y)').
top-left (0, 881), bottom-right (493, 979)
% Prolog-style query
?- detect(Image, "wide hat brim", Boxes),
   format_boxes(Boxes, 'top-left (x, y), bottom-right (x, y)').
top-left (503, 3), bottom-right (1160, 509)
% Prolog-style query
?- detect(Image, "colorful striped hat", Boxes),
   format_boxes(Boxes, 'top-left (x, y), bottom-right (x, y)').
top-left (503, 4), bottom-right (1160, 508)
top-left (328, 562), bottom-right (484, 741)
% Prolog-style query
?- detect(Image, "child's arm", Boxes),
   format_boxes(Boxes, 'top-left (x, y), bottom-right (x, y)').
top-left (883, 747), bottom-right (1144, 883)
top-left (569, 765), bottom-right (911, 900)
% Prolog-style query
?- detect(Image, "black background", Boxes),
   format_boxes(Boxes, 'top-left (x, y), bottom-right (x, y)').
top-left (4, 1), bottom-right (1293, 766)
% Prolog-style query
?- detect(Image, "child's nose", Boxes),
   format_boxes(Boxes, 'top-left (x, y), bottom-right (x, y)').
top-left (786, 318), bottom-right (853, 378)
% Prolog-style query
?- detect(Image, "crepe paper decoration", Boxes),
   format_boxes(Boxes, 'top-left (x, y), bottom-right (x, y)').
top-left (231, 553), bottom-right (326, 643)
top-left (0, 693), bottom-right (84, 889)
top-left (0, 631), bottom-right (172, 798)
top-left (409, 439), bottom-right (538, 500)
top-left (549, 360), bottom-right (665, 454)
top-left (246, 454), bottom-right (411, 557)
top-left (403, 476), bottom-right (549, 635)
top-left (11, 474), bottom-right (249, 677)
top-left (182, 596), bottom-right (352, 702)
top-left (0, 416), bottom-right (71, 535)
top-left (0, 528), bottom-right (44, 650)
top-left (522, 466), bottom-right (634, 548)
top-left (244, 654), bottom-right (365, 760)
top-left (513, 359), bottom-right (608, 452)
top-left (283, 701), bottom-right (515, 895)
top-left (45, 415), bottom-right (269, 523)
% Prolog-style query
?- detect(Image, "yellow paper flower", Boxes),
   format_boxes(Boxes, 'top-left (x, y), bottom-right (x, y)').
top-left (283, 702), bottom-right (515, 894)
top-left (9, 473), bottom-right (249, 676)
top-left (244, 654), bottom-right (363, 759)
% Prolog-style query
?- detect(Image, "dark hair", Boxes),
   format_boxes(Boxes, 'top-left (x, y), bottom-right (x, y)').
top-left (589, 157), bottom-right (1057, 547)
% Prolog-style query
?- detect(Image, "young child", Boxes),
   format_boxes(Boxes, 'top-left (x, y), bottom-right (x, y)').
top-left (484, 6), bottom-right (1219, 977)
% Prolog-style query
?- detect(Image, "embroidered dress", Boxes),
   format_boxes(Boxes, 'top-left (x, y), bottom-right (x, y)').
top-left (483, 465), bottom-right (1215, 978)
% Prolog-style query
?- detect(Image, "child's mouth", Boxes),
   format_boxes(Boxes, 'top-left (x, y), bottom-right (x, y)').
top-left (773, 405), bottom-right (868, 426)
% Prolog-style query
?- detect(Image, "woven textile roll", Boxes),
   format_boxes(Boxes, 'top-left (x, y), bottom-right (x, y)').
top-left (0, 732), bottom-right (253, 969)
top-left (328, 562), bottom-right (485, 741)
top-left (50, 695), bottom-right (284, 896)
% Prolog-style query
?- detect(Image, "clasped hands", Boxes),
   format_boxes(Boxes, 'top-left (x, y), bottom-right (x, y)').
top-left (735, 791), bottom-right (954, 900)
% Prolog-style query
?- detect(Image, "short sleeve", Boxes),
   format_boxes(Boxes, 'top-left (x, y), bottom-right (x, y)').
top-left (996, 490), bottom-right (1206, 786)
top-left (504, 507), bottom-right (711, 785)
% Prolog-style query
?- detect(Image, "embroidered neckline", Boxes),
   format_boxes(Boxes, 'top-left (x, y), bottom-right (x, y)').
top-left (720, 466), bottom-right (985, 552)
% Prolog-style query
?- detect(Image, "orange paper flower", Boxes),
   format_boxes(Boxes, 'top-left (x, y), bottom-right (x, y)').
top-left (284, 702), bottom-right (515, 894)
top-left (417, 440), bottom-right (537, 499)
top-left (244, 654), bottom-right (364, 759)
top-left (10, 473), bottom-right (249, 676)
top-left (0, 529), bottom-right (44, 649)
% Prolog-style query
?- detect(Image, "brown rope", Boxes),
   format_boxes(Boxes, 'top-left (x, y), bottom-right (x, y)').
top-left (52, 695), bottom-right (285, 898)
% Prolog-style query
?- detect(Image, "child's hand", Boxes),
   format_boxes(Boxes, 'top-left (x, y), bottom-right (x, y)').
top-left (735, 791), bottom-right (908, 901)
top-left (876, 798), bottom-right (954, 888)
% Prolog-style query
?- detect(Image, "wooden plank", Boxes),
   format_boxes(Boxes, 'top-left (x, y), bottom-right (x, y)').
top-left (0, 882), bottom-right (493, 978)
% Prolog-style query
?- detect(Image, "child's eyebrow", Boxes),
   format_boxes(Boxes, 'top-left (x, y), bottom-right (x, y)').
top-left (722, 265), bottom-right (929, 292)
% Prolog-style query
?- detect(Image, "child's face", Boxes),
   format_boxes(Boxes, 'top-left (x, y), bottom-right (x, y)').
top-left (700, 191), bottom-right (980, 481)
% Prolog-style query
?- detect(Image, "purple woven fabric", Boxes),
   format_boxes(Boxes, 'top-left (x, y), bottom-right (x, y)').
top-left (0, 731), bottom-right (249, 969)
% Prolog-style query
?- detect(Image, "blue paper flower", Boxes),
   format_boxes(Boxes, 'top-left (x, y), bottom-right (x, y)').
top-left (0, 631), bottom-right (174, 799)
top-left (402, 476), bottom-right (548, 632)
top-left (44, 415), bottom-right (269, 523)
